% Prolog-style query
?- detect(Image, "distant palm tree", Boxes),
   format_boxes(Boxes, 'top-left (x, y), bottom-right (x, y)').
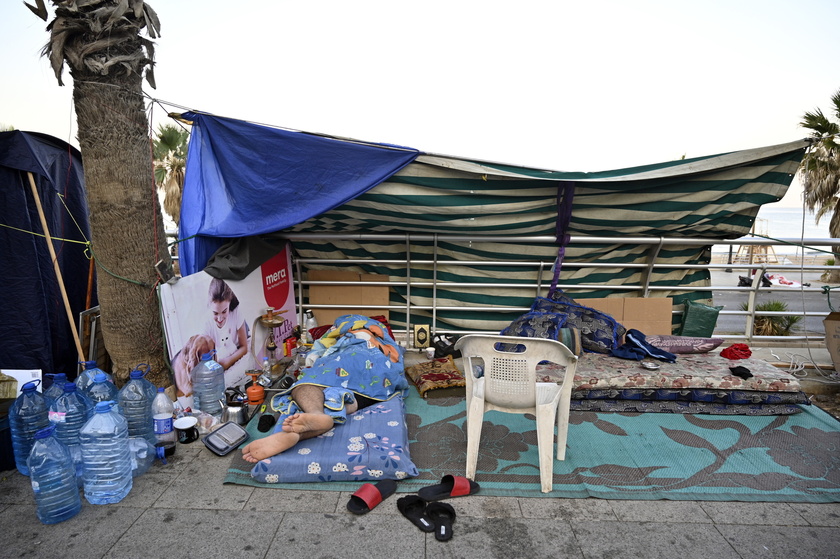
top-left (153, 123), bottom-right (189, 225)
top-left (800, 89), bottom-right (840, 282)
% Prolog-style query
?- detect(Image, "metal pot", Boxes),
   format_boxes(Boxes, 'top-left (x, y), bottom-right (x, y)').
top-left (219, 398), bottom-right (249, 425)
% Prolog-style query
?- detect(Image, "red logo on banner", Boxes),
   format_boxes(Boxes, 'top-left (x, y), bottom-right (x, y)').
top-left (261, 245), bottom-right (291, 309)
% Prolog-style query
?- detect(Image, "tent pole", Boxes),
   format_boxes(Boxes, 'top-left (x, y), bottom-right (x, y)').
top-left (27, 172), bottom-right (86, 362)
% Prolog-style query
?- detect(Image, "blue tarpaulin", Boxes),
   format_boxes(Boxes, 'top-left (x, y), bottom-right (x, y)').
top-left (178, 112), bottom-right (420, 275)
top-left (0, 131), bottom-right (94, 380)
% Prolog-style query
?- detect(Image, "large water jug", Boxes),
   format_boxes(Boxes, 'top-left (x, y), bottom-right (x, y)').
top-left (50, 382), bottom-right (93, 483)
top-left (190, 351), bottom-right (225, 415)
top-left (85, 372), bottom-right (120, 413)
top-left (79, 401), bottom-right (133, 505)
top-left (27, 425), bottom-right (82, 524)
top-left (9, 380), bottom-right (50, 476)
top-left (75, 360), bottom-right (112, 393)
top-left (118, 370), bottom-right (155, 444)
top-left (43, 373), bottom-right (68, 406)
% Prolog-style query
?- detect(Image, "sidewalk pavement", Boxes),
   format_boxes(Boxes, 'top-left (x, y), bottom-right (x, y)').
top-left (2, 347), bottom-right (839, 558)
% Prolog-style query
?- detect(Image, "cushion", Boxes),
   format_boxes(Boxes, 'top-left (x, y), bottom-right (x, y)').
top-left (645, 335), bottom-right (724, 354)
top-left (249, 398), bottom-right (418, 483)
top-left (532, 295), bottom-right (625, 354)
top-left (404, 355), bottom-right (466, 398)
top-left (679, 300), bottom-right (723, 337)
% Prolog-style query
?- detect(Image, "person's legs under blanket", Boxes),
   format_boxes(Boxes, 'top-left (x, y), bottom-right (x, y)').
top-left (242, 385), bottom-right (368, 463)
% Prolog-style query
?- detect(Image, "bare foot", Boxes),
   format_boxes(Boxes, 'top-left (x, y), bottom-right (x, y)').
top-left (281, 412), bottom-right (335, 435)
top-left (241, 432), bottom-right (301, 463)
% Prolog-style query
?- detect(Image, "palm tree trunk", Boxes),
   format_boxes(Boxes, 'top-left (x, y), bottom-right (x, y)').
top-left (73, 73), bottom-right (171, 387)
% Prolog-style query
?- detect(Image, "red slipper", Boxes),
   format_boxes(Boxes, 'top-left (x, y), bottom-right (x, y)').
top-left (346, 479), bottom-right (397, 514)
top-left (417, 474), bottom-right (480, 502)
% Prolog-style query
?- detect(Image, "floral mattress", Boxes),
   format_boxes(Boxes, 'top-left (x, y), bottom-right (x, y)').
top-left (537, 352), bottom-right (810, 415)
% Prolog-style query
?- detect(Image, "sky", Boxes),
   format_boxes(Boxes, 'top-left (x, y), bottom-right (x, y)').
top-left (2, 0), bottom-right (839, 209)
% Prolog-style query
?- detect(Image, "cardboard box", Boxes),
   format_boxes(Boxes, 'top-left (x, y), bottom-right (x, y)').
top-left (583, 297), bottom-right (674, 336)
top-left (823, 312), bottom-right (840, 371)
top-left (308, 270), bottom-right (390, 327)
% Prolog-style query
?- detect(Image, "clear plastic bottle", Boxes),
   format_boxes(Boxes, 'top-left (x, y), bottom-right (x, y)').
top-left (43, 373), bottom-right (68, 406)
top-left (118, 369), bottom-right (156, 445)
top-left (9, 380), bottom-right (50, 476)
top-left (151, 387), bottom-right (176, 446)
top-left (27, 425), bottom-right (82, 524)
top-left (75, 360), bottom-right (112, 393)
top-left (128, 436), bottom-right (168, 477)
top-left (49, 382), bottom-right (93, 484)
top-left (303, 309), bottom-right (318, 343)
top-left (79, 401), bottom-right (133, 505)
top-left (85, 372), bottom-right (121, 413)
top-left (190, 351), bottom-right (225, 416)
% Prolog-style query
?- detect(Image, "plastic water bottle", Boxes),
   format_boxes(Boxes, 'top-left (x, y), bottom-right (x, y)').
top-left (75, 360), bottom-right (112, 393)
top-left (85, 372), bottom-right (120, 413)
top-left (80, 401), bottom-right (133, 505)
top-left (9, 380), bottom-right (50, 476)
top-left (190, 351), bottom-right (225, 415)
top-left (128, 436), bottom-right (168, 477)
top-left (49, 382), bottom-right (93, 483)
top-left (43, 373), bottom-right (68, 406)
top-left (118, 369), bottom-right (155, 444)
top-left (151, 387), bottom-right (176, 446)
top-left (27, 425), bottom-right (82, 524)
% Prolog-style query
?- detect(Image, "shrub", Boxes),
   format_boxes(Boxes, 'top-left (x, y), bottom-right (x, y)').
top-left (740, 300), bottom-right (802, 336)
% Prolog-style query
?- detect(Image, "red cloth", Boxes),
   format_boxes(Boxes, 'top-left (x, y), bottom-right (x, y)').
top-left (720, 343), bottom-right (752, 360)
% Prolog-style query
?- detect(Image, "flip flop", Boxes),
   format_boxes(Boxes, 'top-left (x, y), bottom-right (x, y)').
top-left (426, 502), bottom-right (456, 542)
top-left (346, 479), bottom-right (397, 514)
top-left (417, 474), bottom-right (480, 501)
top-left (397, 495), bottom-right (435, 533)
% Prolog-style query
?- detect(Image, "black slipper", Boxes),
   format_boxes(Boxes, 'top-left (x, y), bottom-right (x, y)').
top-left (397, 495), bottom-right (434, 533)
top-left (346, 479), bottom-right (397, 514)
top-left (426, 502), bottom-right (456, 541)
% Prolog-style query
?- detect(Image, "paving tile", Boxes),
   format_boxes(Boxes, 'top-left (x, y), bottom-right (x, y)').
top-left (787, 502), bottom-right (840, 526)
top-left (520, 497), bottom-right (617, 521)
top-left (104, 508), bottom-right (275, 559)
top-left (572, 520), bottom-right (741, 559)
top-left (432, 516), bottom-right (583, 559)
top-left (0, 502), bottom-right (144, 559)
top-left (152, 451), bottom-right (254, 510)
top-left (269, 511), bottom-right (426, 559)
top-left (699, 501), bottom-right (809, 525)
top-left (0, 469), bottom-right (34, 505)
top-left (609, 499), bottom-right (713, 523)
top-left (717, 524), bottom-right (840, 559)
top-left (437, 494), bottom-right (524, 518)
top-left (247, 487), bottom-right (342, 513)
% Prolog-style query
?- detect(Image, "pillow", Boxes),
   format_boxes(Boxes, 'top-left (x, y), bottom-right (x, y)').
top-left (532, 295), bottom-right (625, 354)
top-left (250, 398), bottom-right (418, 483)
top-left (679, 300), bottom-right (723, 337)
top-left (404, 355), bottom-right (466, 398)
top-left (645, 335), bottom-right (724, 354)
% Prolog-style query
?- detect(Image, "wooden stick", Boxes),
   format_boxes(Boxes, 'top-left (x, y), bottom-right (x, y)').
top-left (27, 172), bottom-right (86, 361)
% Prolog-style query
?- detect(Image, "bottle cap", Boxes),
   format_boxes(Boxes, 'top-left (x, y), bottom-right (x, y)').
top-left (94, 401), bottom-right (115, 413)
top-left (129, 369), bottom-right (145, 379)
top-left (93, 372), bottom-right (108, 383)
top-left (21, 380), bottom-right (41, 392)
top-left (63, 382), bottom-right (76, 392)
top-left (158, 387), bottom-right (165, 392)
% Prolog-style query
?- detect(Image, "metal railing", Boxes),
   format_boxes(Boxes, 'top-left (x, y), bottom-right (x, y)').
top-left (169, 231), bottom-right (840, 345)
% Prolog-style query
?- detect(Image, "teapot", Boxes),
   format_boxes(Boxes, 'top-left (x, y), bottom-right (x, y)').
top-left (219, 398), bottom-right (249, 425)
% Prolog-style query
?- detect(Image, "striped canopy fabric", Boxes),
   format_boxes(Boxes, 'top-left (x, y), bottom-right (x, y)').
top-left (286, 141), bottom-right (808, 332)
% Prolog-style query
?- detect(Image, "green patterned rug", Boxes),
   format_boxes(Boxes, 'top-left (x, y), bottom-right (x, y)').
top-left (225, 394), bottom-right (840, 502)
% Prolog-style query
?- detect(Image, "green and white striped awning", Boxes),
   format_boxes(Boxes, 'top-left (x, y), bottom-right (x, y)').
top-left (287, 140), bottom-right (808, 332)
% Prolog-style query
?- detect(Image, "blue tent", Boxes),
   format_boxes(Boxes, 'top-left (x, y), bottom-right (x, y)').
top-left (0, 131), bottom-right (95, 380)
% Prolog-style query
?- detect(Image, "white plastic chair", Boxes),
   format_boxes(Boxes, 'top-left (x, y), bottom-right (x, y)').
top-left (454, 334), bottom-right (578, 493)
